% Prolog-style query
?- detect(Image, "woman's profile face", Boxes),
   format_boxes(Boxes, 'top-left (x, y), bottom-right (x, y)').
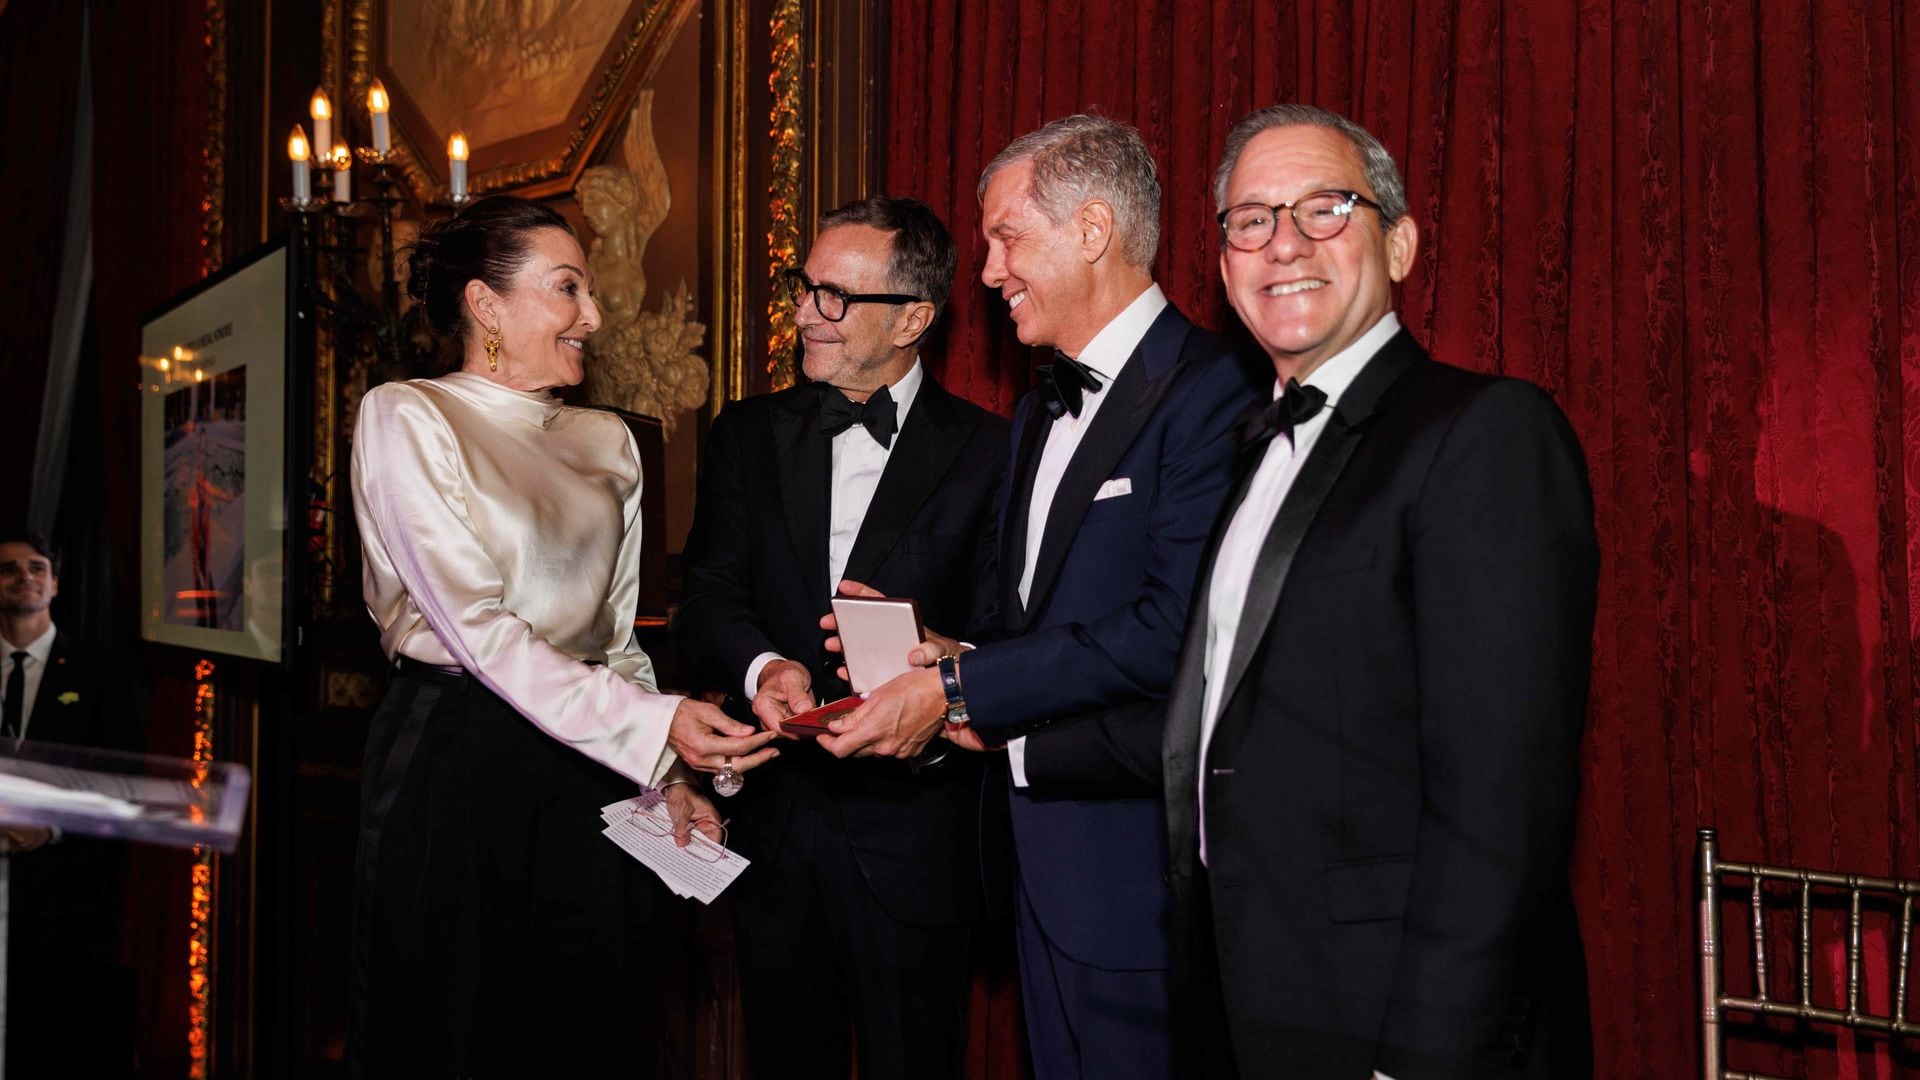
top-left (483, 227), bottom-right (601, 390)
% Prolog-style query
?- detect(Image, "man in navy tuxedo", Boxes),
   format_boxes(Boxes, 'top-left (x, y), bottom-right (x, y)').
top-left (823, 115), bottom-right (1260, 1079)
top-left (1158, 106), bottom-right (1598, 1079)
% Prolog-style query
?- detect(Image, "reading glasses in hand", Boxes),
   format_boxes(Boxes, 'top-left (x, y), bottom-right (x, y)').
top-left (782, 268), bottom-right (921, 322)
top-left (628, 804), bottom-right (730, 861)
top-left (1216, 189), bottom-right (1387, 251)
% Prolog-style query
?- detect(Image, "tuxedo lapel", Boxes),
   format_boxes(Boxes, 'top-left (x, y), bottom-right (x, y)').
top-left (1202, 332), bottom-right (1422, 765)
top-left (1021, 308), bottom-right (1192, 624)
top-left (771, 391), bottom-right (832, 605)
top-left (999, 396), bottom-right (1052, 634)
top-left (1162, 450), bottom-right (1265, 866)
top-left (841, 380), bottom-right (978, 586)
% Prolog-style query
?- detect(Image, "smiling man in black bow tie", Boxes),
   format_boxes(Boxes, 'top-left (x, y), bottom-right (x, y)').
top-left (673, 197), bottom-right (1007, 1080)
top-left (1159, 105), bottom-right (1599, 1080)
top-left (821, 115), bottom-right (1261, 1080)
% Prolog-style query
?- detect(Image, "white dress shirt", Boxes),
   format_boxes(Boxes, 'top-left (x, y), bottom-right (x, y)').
top-left (744, 361), bottom-right (925, 699)
top-left (1197, 313), bottom-right (1402, 853)
top-left (352, 371), bottom-right (681, 786)
top-left (1006, 283), bottom-right (1168, 786)
top-left (1, 623), bottom-right (58, 739)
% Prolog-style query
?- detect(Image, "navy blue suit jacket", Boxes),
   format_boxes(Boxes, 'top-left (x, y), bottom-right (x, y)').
top-left (962, 302), bottom-right (1262, 970)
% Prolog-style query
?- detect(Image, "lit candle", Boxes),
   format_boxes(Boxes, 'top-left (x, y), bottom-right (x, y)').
top-left (288, 124), bottom-right (312, 204)
top-left (310, 88), bottom-right (333, 162)
top-left (448, 129), bottom-right (469, 201)
top-left (331, 144), bottom-right (352, 202)
top-left (368, 79), bottom-right (391, 155)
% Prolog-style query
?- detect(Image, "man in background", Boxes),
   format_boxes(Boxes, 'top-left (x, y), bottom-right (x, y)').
top-left (0, 527), bottom-right (142, 1078)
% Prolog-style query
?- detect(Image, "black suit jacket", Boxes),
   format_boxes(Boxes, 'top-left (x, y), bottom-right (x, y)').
top-left (673, 375), bottom-right (1008, 926)
top-left (1162, 331), bottom-right (1598, 1079)
top-left (9, 632), bottom-right (143, 1077)
top-left (15, 631), bottom-right (144, 967)
top-left (24, 632), bottom-right (143, 752)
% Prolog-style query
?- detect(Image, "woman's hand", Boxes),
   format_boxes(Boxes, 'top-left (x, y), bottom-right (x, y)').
top-left (669, 698), bottom-right (780, 774)
top-left (662, 780), bottom-right (727, 848)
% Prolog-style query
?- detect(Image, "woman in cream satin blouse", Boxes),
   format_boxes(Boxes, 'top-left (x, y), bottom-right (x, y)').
top-left (346, 196), bottom-right (778, 1077)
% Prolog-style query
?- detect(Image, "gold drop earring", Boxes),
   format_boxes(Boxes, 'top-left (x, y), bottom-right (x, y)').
top-left (484, 326), bottom-right (502, 372)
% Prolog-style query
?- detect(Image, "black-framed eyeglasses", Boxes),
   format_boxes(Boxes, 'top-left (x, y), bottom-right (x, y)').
top-left (781, 269), bottom-right (921, 322)
top-left (1216, 190), bottom-right (1386, 251)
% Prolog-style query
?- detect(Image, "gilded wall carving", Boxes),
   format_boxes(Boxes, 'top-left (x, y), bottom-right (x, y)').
top-left (579, 92), bottom-right (708, 434)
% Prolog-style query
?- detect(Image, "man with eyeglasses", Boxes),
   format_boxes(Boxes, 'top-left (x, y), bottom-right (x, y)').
top-left (819, 115), bottom-right (1262, 1080)
top-left (1158, 105), bottom-right (1598, 1079)
top-left (673, 196), bottom-right (1007, 1080)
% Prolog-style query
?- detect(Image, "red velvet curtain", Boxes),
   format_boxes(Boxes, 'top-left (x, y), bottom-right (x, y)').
top-left (889, 1), bottom-right (1920, 1076)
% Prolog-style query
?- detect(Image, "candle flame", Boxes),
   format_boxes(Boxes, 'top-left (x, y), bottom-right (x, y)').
top-left (448, 130), bottom-right (469, 161)
top-left (310, 88), bottom-right (332, 121)
top-left (368, 80), bottom-right (390, 113)
top-left (288, 125), bottom-right (310, 162)
top-left (332, 143), bottom-right (351, 169)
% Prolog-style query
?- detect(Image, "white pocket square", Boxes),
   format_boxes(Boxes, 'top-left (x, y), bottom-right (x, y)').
top-left (1094, 477), bottom-right (1133, 501)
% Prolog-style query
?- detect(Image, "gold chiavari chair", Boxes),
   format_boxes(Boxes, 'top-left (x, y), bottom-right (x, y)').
top-left (1697, 828), bottom-right (1920, 1079)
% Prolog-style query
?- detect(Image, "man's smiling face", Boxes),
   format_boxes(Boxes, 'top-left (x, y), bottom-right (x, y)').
top-left (979, 160), bottom-right (1095, 350)
top-left (1218, 124), bottom-right (1417, 375)
top-left (0, 542), bottom-right (56, 619)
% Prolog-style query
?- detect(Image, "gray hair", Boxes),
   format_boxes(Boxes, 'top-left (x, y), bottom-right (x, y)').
top-left (1212, 105), bottom-right (1408, 228)
top-left (976, 114), bottom-right (1161, 268)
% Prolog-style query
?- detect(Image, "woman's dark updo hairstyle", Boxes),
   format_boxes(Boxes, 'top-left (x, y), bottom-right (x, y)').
top-left (405, 194), bottom-right (573, 372)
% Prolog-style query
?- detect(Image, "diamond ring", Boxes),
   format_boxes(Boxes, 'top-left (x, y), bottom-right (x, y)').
top-left (713, 756), bottom-right (743, 797)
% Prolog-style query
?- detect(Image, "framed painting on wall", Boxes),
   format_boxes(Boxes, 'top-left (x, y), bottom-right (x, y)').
top-left (138, 242), bottom-right (292, 663)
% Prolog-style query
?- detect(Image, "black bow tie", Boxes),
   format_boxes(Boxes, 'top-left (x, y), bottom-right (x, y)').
top-left (1037, 352), bottom-right (1106, 419)
top-left (818, 384), bottom-right (898, 448)
top-left (1237, 378), bottom-right (1329, 447)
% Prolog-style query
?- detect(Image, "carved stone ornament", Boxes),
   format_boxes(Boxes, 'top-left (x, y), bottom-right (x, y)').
top-left (578, 91), bottom-right (709, 434)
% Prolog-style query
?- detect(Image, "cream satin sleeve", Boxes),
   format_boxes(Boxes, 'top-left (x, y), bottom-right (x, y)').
top-left (603, 422), bottom-right (661, 693)
top-left (353, 385), bottom-right (681, 786)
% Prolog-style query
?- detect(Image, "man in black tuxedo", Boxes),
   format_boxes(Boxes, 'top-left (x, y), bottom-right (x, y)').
top-left (0, 528), bottom-right (141, 1077)
top-left (672, 197), bottom-right (1007, 1080)
top-left (823, 116), bottom-right (1261, 1079)
top-left (1158, 106), bottom-right (1598, 1079)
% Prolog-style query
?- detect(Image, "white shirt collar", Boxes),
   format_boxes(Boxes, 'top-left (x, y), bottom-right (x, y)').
top-left (1280, 311), bottom-right (1402, 406)
top-left (1, 623), bottom-right (56, 663)
top-left (887, 358), bottom-right (926, 421)
top-left (1072, 283), bottom-right (1169, 383)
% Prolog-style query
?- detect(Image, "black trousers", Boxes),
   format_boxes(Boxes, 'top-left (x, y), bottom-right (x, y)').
top-left (348, 669), bottom-right (669, 1079)
top-left (731, 777), bottom-right (972, 1080)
